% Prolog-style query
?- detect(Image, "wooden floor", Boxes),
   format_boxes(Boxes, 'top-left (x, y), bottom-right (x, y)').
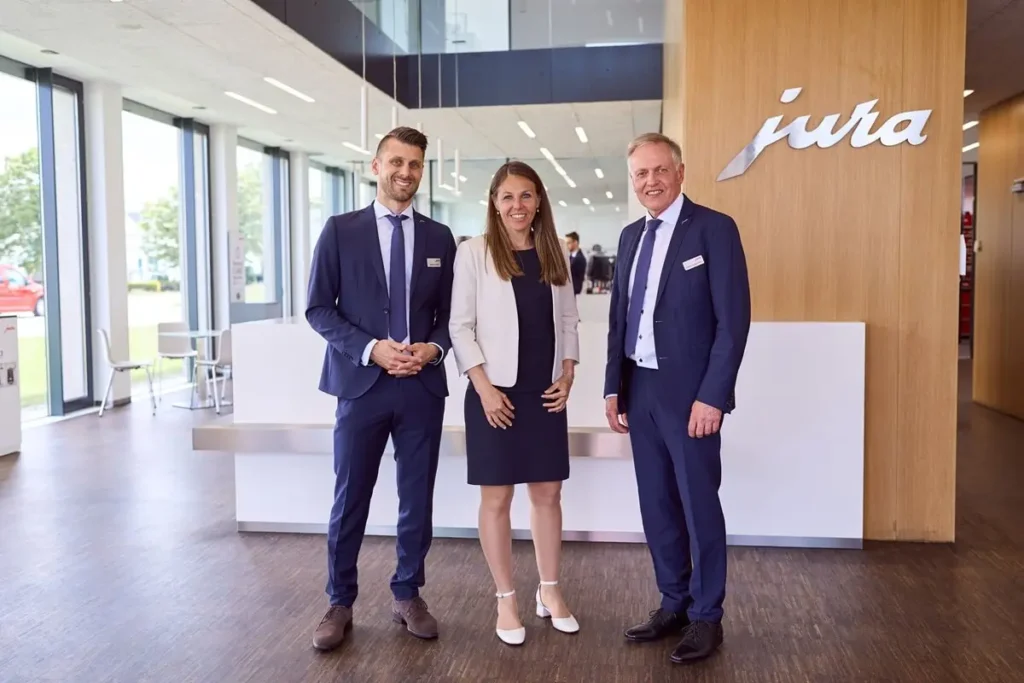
top-left (1, 363), bottom-right (1023, 683)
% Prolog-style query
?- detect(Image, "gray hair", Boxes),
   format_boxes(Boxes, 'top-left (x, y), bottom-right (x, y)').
top-left (626, 132), bottom-right (683, 166)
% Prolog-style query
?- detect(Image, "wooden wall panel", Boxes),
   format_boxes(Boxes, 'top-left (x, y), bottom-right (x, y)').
top-left (677, 0), bottom-right (965, 541)
top-left (974, 93), bottom-right (1024, 420)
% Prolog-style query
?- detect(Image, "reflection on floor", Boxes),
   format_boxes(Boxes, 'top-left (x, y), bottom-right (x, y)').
top-left (1, 365), bottom-right (1023, 683)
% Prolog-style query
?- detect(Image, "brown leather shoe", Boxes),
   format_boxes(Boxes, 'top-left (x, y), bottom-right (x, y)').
top-left (392, 596), bottom-right (439, 639)
top-left (312, 605), bottom-right (353, 651)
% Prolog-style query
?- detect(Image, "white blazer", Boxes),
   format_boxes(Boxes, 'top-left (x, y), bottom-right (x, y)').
top-left (449, 235), bottom-right (580, 387)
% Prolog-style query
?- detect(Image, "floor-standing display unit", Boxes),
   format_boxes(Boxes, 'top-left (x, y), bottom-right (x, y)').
top-left (0, 315), bottom-right (21, 457)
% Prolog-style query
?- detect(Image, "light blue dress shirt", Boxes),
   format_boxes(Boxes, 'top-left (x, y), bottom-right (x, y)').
top-left (360, 200), bottom-right (442, 366)
top-left (625, 193), bottom-right (685, 370)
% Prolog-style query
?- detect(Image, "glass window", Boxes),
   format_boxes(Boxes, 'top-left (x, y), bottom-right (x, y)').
top-left (236, 144), bottom-right (278, 304)
top-left (0, 68), bottom-right (46, 418)
top-left (122, 110), bottom-right (188, 392)
top-left (53, 84), bottom-right (89, 406)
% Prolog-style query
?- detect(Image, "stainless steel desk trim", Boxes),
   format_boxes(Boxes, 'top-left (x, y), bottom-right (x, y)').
top-left (234, 522), bottom-right (862, 549)
top-left (193, 421), bottom-right (633, 459)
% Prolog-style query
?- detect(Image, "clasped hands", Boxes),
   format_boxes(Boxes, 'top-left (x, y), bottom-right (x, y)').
top-left (369, 340), bottom-right (437, 377)
top-left (605, 396), bottom-right (722, 438)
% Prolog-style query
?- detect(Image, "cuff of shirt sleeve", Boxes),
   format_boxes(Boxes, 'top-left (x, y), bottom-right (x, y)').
top-left (428, 342), bottom-right (444, 365)
top-left (361, 339), bottom-right (378, 366)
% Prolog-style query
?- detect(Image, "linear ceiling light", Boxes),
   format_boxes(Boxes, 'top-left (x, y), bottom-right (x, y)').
top-left (539, 146), bottom-right (576, 188)
top-left (263, 76), bottom-right (315, 103)
top-left (479, 200), bottom-right (488, 206)
top-left (582, 198), bottom-right (591, 205)
top-left (962, 142), bottom-right (979, 152)
top-left (964, 89), bottom-right (974, 97)
top-left (558, 200), bottom-right (567, 207)
top-left (225, 91), bottom-right (276, 114)
top-left (575, 126), bottom-right (588, 143)
top-left (342, 141), bottom-right (370, 155)
top-left (518, 120), bottom-right (536, 138)
top-left (963, 120), bottom-right (978, 131)
top-left (605, 191), bottom-right (613, 199)
top-left (594, 168), bottom-right (604, 178)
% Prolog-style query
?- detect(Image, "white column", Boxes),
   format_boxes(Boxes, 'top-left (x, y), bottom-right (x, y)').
top-left (289, 151), bottom-right (310, 316)
top-left (210, 124), bottom-right (238, 332)
top-left (84, 81), bottom-right (130, 406)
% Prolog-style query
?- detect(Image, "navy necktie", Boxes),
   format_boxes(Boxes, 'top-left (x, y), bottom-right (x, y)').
top-left (624, 218), bottom-right (662, 359)
top-left (386, 213), bottom-right (408, 342)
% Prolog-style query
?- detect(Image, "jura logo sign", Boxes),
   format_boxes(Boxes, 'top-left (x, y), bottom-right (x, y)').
top-left (717, 87), bottom-right (932, 181)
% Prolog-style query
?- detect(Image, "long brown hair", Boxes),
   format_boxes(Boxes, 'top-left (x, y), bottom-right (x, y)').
top-left (484, 161), bottom-right (569, 286)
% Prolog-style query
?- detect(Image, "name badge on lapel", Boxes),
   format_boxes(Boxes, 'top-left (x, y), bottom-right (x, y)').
top-left (426, 258), bottom-right (442, 268)
top-left (683, 255), bottom-right (705, 271)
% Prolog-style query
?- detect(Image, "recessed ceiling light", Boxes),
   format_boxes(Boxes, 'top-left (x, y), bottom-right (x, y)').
top-left (517, 120), bottom-right (536, 138)
top-left (964, 89), bottom-right (974, 97)
top-left (605, 191), bottom-right (613, 199)
top-left (558, 200), bottom-right (567, 207)
top-left (264, 76), bottom-right (315, 103)
top-left (582, 198), bottom-right (591, 205)
top-left (575, 126), bottom-right (588, 143)
top-left (962, 120), bottom-right (978, 131)
top-left (594, 168), bottom-right (604, 178)
top-left (224, 91), bottom-right (277, 114)
top-left (962, 142), bottom-right (979, 152)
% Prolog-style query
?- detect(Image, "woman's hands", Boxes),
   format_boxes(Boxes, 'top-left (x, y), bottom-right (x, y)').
top-left (479, 384), bottom-right (515, 429)
top-left (542, 370), bottom-right (574, 413)
top-left (468, 366), bottom-right (515, 429)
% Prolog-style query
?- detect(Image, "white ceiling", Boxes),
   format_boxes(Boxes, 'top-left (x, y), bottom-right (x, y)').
top-left (0, 0), bottom-right (659, 214)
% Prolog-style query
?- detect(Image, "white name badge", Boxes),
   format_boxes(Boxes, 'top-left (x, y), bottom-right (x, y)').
top-left (683, 255), bottom-right (705, 270)
top-left (426, 258), bottom-right (442, 268)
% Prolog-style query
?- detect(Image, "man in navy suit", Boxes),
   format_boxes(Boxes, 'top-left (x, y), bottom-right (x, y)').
top-left (306, 127), bottom-right (456, 651)
top-left (566, 231), bottom-right (587, 295)
top-left (604, 133), bottom-right (751, 664)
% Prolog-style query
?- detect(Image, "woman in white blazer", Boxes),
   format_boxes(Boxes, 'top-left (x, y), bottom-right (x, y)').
top-left (449, 160), bottom-right (581, 646)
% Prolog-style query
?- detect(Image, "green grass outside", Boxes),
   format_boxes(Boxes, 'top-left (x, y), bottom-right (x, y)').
top-left (17, 325), bottom-right (187, 410)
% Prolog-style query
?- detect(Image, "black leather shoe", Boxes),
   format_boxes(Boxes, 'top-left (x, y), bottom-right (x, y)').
top-left (670, 620), bottom-right (723, 663)
top-left (624, 608), bottom-right (690, 642)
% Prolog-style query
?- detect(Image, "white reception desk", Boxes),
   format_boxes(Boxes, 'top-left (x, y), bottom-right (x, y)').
top-left (193, 297), bottom-right (866, 549)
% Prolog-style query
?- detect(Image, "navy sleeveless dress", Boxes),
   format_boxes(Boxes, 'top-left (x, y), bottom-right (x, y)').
top-left (464, 248), bottom-right (571, 486)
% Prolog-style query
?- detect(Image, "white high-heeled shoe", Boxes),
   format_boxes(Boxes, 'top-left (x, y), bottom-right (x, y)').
top-left (535, 580), bottom-right (580, 633)
top-left (494, 589), bottom-right (526, 646)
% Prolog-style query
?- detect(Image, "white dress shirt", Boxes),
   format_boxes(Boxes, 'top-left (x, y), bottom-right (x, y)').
top-left (360, 200), bottom-right (441, 366)
top-left (625, 192), bottom-right (685, 370)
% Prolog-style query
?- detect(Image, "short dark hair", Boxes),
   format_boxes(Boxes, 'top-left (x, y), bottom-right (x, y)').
top-left (376, 126), bottom-right (428, 157)
top-left (565, 231), bottom-right (580, 242)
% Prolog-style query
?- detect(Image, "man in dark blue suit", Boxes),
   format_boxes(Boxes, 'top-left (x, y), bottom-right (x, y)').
top-left (566, 231), bottom-right (587, 295)
top-left (604, 133), bottom-right (751, 664)
top-left (306, 127), bottom-right (456, 651)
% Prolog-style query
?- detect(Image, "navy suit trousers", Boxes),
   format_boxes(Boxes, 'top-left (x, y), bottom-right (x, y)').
top-left (627, 365), bottom-right (727, 622)
top-left (326, 373), bottom-right (444, 607)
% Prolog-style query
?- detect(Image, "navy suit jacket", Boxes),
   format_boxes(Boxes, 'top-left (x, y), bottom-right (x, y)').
top-left (570, 251), bottom-right (587, 295)
top-left (604, 196), bottom-right (751, 415)
top-left (306, 205), bottom-right (457, 400)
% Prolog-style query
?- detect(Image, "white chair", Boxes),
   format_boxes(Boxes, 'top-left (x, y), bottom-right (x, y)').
top-left (196, 329), bottom-right (232, 414)
top-left (155, 321), bottom-right (197, 399)
top-left (96, 328), bottom-right (156, 417)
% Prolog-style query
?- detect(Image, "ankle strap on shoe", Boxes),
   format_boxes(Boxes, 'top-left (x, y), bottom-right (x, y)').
top-left (539, 580), bottom-right (558, 586)
top-left (495, 589), bottom-right (516, 598)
